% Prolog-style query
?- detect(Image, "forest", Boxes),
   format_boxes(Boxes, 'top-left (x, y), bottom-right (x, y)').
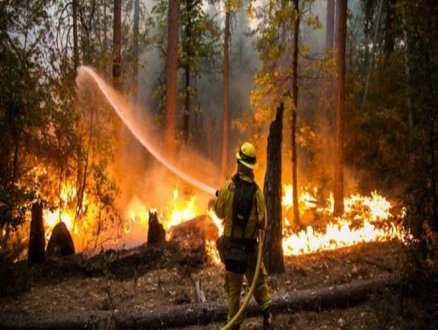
top-left (0, 0), bottom-right (438, 329)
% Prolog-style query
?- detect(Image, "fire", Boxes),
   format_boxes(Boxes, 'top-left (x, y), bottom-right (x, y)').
top-left (205, 209), bottom-right (223, 265)
top-left (205, 239), bottom-right (221, 264)
top-left (207, 208), bottom-right (224, 237)
top-left (41, 180), bottom-right (404, 261)
top-left (44, 211), bottom-right (74, 234)
top-left (43, 182), bottom-right (80, 240)
top-left (164, 188), bottom-right (197, 230)
top-left (281, 186), bottom-right (404, 256)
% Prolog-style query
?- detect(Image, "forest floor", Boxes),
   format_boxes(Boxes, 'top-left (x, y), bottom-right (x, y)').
top-left (1, 239), bottom-right (438, 330)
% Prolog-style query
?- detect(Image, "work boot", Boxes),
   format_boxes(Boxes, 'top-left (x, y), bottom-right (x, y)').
top-left (262, 307), bottom-right (273, 330)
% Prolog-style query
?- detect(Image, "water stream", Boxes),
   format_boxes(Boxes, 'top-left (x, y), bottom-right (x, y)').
top-left (76, 66), bottom-right (217, 196)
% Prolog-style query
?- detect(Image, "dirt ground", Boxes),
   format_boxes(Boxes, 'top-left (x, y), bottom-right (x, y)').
top-left (3, 239), bottom-right (435, 330)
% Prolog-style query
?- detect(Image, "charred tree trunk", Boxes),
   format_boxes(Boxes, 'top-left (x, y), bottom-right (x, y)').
top-left (27, 202), bottom-right (45, 265)
top-left (221, 6), bottom-right (231, 179)
top-left (291, 0), bottom-right (300, 226)
top-left (164, 0), bottom-right (179, 160)
top-left (72, 0), bottom-right (79, 71)
top-left (334, 0), bottom-right (347, 217)
top-left (263, 103), bottom-right (285, 274)
top-left (147, 211), bottom-right (165, 246)
top-left (384, 0), bottom-right (397, 57)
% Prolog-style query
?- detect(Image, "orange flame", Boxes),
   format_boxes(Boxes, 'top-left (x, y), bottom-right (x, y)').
top-left (280, 186), bottom-right (405, 255)
top-left (165, 188), bottom-right (197, 230)
top-left (42, 180), bottom-right (405, 260)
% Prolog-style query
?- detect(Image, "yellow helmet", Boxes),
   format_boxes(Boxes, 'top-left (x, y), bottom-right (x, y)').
top-left (236, 142), bottom-right (258, 169)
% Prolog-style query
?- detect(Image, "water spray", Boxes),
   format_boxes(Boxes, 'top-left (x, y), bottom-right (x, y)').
top-left (77, 66), bottom-right (216, 196)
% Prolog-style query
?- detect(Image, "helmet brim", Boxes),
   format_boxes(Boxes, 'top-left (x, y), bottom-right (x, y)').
top-left (236, 152), bottom-right (258, 169)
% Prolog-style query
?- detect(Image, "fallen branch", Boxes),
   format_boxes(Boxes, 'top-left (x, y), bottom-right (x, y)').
top-left (194, 279), bottom-right (206, 303)
top-left (0, 275), bottom-right (399, 330)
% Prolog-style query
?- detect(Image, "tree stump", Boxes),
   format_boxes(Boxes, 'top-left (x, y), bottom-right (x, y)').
top-left (46, 222), bottom-right (75, 258)
top-left (27, 202), bottom-right (46, 265)
top-left (147, 211), bottom-right (165, 246)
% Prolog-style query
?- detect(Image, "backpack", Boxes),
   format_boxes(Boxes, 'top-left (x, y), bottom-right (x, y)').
top-left (223, 175), bottom-right (258, 273)
top-left (231, 174), bottom-right (258, 230)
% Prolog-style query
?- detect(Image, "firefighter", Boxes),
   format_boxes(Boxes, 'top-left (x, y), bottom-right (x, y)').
top-left (214, 142), bottom-right (273, 330)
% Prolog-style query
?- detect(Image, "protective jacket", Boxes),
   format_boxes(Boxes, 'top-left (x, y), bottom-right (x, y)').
top-left (214, 173), bottom-right (267, 239)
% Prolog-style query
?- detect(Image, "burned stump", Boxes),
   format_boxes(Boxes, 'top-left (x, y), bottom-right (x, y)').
top-left (147, 211), bottom-right (165, 246)
top-left (46, 222), bottom-right (75, 258)
top-left (27, 202), bottom-right (46, 265)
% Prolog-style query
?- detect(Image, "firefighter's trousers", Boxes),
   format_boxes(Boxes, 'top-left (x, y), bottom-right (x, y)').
top-left (224, 253), bottom-right (272, 324)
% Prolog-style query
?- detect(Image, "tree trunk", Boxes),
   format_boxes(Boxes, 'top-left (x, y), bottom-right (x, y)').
top-left (183, 0), bottom-right (193, 145)
top-left (164, 0), bottom-right (179, 160)
top-left (147, 211), bottom-right (165, 246)
top-left (112, 0), bottom-right (123, 177)
top-left (72, 0), bottom-right (79, 71)
top-left (0, 275), bottom-right (399, 329)
top-left (402, 6), bottom-right (413, 131)
top-left (221, 6), bottom-right (231, 179)
top-left (112, 0), bottom-right (122, 90)
top-left (323, 0), bottom-right (335, 127)
top-left (291, 0), bottom-right (300, 226)
top-left (263, 103), bottom-right (285, 274)
top-left (360, 0), bottom-right (384, 113)
top-left (326, 0), bottom-right (335, 52)
top-left (27, 202), bottom-right (46, 265)
top-left (384, 0), bottom-right (397, 57)
top-left (132, 0), bottom-right (140, 102)
top-left (333, 0), bottom-right (347, 217)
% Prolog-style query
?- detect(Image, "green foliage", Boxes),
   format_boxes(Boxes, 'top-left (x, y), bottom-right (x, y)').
top-left (247, 0), bottom-right (325, 182)
top-left (348, 0), bottom-right (438, 272)
top-left (149, 0), bottom-right (221, 136)
top-left (0, 0), bottom-right (54, 240)
top-left (0, 0), bottom-right (125, 257)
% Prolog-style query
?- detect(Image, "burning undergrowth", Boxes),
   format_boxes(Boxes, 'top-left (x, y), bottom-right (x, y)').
top-left (37, 179), bottom-right (407, 265)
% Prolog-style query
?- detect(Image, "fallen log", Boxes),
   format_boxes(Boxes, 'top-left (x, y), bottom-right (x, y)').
top-left (168, 214), bottom-right (219, 244)
top-left (0, 275), bottom-right (400, 330)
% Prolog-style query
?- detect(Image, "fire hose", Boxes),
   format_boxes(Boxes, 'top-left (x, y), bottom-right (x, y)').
top-left (220, 230), bottom-right (263, 330)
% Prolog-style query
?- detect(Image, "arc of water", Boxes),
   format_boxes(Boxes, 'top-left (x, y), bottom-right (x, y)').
top-left (77, 66), bottom-right (216, 196)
